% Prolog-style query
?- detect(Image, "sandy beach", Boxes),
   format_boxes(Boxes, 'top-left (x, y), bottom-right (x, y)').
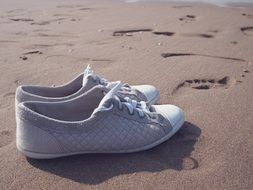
top-left (0, 0), bottom-right (253, 189)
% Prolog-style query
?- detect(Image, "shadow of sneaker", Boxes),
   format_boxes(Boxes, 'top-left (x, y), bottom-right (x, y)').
top-left (27, 121), bottom-right (201, 184)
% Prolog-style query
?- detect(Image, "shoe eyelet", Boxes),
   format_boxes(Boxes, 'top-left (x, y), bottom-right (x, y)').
top-left (107, 102), bottom-right (114, 110)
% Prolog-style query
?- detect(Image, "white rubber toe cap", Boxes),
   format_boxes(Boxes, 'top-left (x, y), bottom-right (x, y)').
top-left (153, 104), bottom-right (185, 127)
top-left (132, 85), bottom-right (160, 104)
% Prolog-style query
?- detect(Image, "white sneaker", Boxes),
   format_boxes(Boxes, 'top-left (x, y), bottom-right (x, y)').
top-left (16, 82), bottom-right (184, 159)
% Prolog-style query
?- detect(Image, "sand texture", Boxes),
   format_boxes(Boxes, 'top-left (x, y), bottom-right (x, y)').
top-left (0, 0), bottom-right (253, 189)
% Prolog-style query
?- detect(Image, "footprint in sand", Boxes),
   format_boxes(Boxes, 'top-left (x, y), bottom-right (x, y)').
top-left (152, 31), bottom-right (175, 37)
top-left (241, 26), bottom-right (253, 36)
top-left (31, 18), bottom-right (66, 25)
top-left (10, 18), bottom-right (34, 22)
top-left (27, 42), bottom-right (74, 49)
top-left (19, 50), bottom-right (43, 60)
top-left (182, 157), bottom-right (199, 170)
top-left (242, 13), bottom-right (253, 18)
top-left (169, 121), bottom-right (200, 170)
top-left (56, 5), bottom-right (84, 8)
top-left (173, 70), bottom-right (250, 94)
top-left (19, 56), bottom-right (28, 60)
top-left (182, 33), bottom-right (214, 38)
top-left (173, 5), bottom-right (192, 8)
top-left (90, 59), bottom-right (113, 62)
top-left (53, 14), bottom-right (82, 22)
top-left (166, 156), bottom-right (199, 170)
top-left (179, 15), bottom-right (196, 22)
top-left (34, 33), bottom-right (78, 38)
top-left (53, 14), bottom-right (74, 17)
top-left (230, 41), bottom-right (238, 45)
top-left (23, 50), bottom-right (43, 55)
top-left (0, 130), bottom-right (14, 148)
top-left (208, 30), bottom-right (219, 33)
top-left (241, 69), bottom-right (250, 77)
top-left (79, 8), bottom-right (92, 11)
top-left (182, 29), bottom-right (217, 39)
top-left (70, 18), bottom-right (80, 22)
top-left (161, 53), bottom-right (245, 62)
top-left (112, 29), bottom-right (153, 37)
top-left (0, 91), bottom-right (15, 109)
top-left (173, 76), bottom-right (232, 94)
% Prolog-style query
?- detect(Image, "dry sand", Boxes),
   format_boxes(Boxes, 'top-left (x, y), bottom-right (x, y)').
top-left (0, 0), bottom-right (253, 189)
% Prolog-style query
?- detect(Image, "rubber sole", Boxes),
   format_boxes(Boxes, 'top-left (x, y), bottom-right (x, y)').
top-left (17, 115), bottom-right (184, 159)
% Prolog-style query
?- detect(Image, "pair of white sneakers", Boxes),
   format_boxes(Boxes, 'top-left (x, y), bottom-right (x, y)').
top-left (16, 65), bottom-right (185, 159)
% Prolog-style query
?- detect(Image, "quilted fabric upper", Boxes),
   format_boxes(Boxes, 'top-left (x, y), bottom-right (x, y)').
top-left (51, 114), bottom-right (165, 153)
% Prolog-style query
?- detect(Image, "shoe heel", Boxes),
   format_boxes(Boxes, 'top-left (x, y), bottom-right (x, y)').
top-left (16, 104), bottom-right (65, 159)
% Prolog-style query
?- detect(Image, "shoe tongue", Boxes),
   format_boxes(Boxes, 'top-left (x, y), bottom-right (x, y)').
top-left (82, 64), bottom-right (94, 86)
top-left (99, 81), bottom-right (122, 107)
top-left (84, 64), bottom-right (93, 76)
top-left (92, 81), bottom-right (122, 114)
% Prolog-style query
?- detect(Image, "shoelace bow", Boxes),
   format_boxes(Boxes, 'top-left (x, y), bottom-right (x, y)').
top-left (113, 95), bottom-right (152, 118)
top-left (85, 65), bottom-right (151, 118)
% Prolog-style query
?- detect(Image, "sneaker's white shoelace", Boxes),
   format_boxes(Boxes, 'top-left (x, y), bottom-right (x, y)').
top-left (113, 95), bottom-right (151, 118)
top-left (93, 81), bottom-right (153, 118)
